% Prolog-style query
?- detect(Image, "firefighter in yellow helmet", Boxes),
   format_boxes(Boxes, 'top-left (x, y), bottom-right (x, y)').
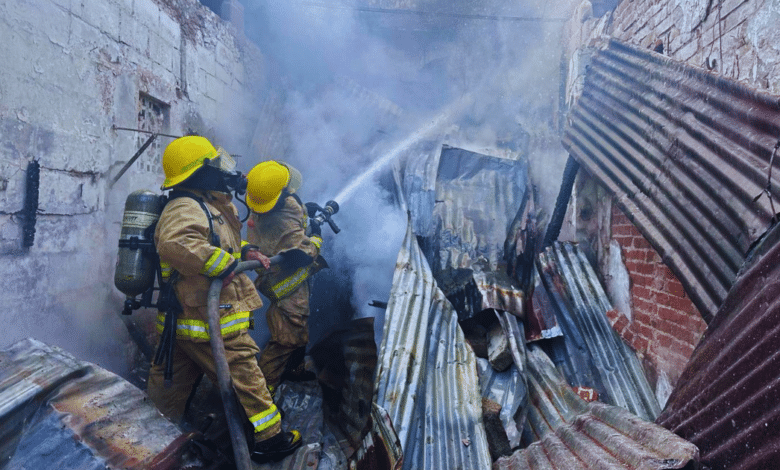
top-left (148, 136), bottom-right (301, 463)
top-left (244, 160), bottom-right (326, 395)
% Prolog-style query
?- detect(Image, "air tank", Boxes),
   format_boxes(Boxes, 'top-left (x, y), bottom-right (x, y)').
top-left (114, 189), bottom-right (166, 297)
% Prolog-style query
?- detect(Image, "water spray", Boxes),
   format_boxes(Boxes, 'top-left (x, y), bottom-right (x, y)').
top-left (334, 93), bottom-right (475, 205)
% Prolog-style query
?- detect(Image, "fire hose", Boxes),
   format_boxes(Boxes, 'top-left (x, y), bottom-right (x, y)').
top-left (206, 249), bottom-right (313, 470)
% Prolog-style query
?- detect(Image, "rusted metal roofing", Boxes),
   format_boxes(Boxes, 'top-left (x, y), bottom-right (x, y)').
top-left (0, 338), bottom-right (193, 469)
top-left (537, 242), bottom-right (660, 421)
top-left (373, 219), bottom-right (492, 470)
top-left (438, 267), bottom-right (526, 321)
top-left (496, 345), bottom-right (700, 470)
top-left (656, 221), bottom-right (780, 470)
top-left (525, 267), bottom-right (562, 342)
top-left (562, 38), bottom-right (780, 323)
top-left (351, 404), bottom-right (403, 470)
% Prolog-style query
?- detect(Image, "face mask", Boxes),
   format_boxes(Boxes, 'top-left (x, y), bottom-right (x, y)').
top-left (223, 170), bottom-right (247, 195)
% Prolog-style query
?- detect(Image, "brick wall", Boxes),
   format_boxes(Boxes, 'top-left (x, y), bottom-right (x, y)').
top-left (605, 203), bottom-right (707, 403)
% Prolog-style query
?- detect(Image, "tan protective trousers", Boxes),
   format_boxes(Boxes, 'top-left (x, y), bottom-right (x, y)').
top-left (258, 282), bottom-right (310, 388)
top-left (147, 331), bottom-right (281, 441)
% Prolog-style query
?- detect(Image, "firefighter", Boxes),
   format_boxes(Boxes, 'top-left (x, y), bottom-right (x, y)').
top-left (244, 160), bottom-right (326, 395)
top-left (147, 136), bottom-right (301, 463)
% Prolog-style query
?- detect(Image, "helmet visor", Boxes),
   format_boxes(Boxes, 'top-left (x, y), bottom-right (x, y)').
top-left (203, 147), bottom-right (237, 173)
top-left (279, 161), bottom-right (302, 193)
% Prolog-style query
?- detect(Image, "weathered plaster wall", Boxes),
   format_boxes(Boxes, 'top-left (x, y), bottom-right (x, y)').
top-left (0, 0), bottom-right (266, 373)
top-left (611, 0), bottom-right (780, 93)
top-left (560, 0), bottom-right (780, 405)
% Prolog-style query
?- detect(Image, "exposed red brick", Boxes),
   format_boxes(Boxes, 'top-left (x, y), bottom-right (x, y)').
top-left (612, 224), bottom-right (637, 236)
top-left (623, 248), bottom-right (646, 261)
top-left (609, 196), bottom-right (704, 391)
top-left (633, 336), bottom-right (650, 353)
top-left (667, 294), bottom-right (696, 313)
top-left (633, 285), bottom-right (653, 301)
top-left (613, 315), bottom-right (630, 334)
top-left (658, 305), bottom-right (686, 325)
top-left (657, 332), bottom-right (674, 349)
top-left (665, 279), bottom-right (687, 298)
top-left (621, 328), bottom-right (634, 344)
top-left (672, 327), bottom-right (698, 346)
top-left (645, 250), bottom-right (661, 263)
top-left (633, 237), bottom-right (652, 250)
top-left (633, 310), bottom-right (653, 326)
top-left (605, 309), bottom-right (620, 321)
top-left (634, 262), bottom-right (656, 275)
top-left (636, 324), bottom-right (655, 340)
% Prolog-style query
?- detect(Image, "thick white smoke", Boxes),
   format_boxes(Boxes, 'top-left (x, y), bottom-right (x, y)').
top-left (237, 0), bottom-right (576, 340)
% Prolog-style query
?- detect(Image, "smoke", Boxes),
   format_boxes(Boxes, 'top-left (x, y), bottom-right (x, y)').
top-left (237, 0), bottom-right (575, 342)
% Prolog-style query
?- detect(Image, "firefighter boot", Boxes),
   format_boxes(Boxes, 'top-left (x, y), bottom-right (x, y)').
top-left (250, 430), bottom-right (302, 464)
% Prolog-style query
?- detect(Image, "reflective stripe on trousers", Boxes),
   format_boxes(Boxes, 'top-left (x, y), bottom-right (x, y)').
top-left (250, 404), bottom-right (282, 434)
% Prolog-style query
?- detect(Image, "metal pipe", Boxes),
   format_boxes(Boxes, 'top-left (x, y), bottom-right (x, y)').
top-left (542, 155), bottom-right (579, 249)
top-left (109, 133), bottom-right (158, 188)
top-left (111, 125), bottom-right (182, 139)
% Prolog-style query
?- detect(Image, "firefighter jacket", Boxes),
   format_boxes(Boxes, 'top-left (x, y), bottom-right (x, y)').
top-left (155, 189), bottom-right (263, 342)
top-left (247, 193), bottom-right (326, 300)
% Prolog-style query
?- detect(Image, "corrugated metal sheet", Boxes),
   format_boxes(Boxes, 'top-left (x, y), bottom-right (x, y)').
top-left (562, 38), bottom-right (780, 322)
top-left (0, 338), bottom-right (191, 469)
top-left (656, 221), bottom-right (780, 470)
top-left (526, 267), bottom-right (562, 342)
top-left (351, 404), bottom-right (403, 470)
top-left (537, 242), bottom-right (660, 421)
top-left (496, 345), bottom-right (699, 470)
top-left (373, 219), bottom-right (492, 470)
top-left (477, 357), bottom-right (527, 449)
top-left (426, 144), bottom-right (529, 275)
top-left (438, 268), bottom-right (526, 321)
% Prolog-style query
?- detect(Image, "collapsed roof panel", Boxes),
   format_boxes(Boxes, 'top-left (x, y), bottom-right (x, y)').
top-left (656, 221), bottom-right (780, 470)
top-left (562, 38), bottom-right (780, 323)
top-left (426, 145), bottom-right (529, 275)
top-left (537, 242), bottom-right (660, 421)
top-left (497, 345), bottom-right (699, 470)
top-left (373, 219), bottom-right (492, 470)
top-left (0, 338), bottom-right (191, 469)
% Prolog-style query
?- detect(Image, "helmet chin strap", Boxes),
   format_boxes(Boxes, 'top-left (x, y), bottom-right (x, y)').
top-left (233, 192), bottom-right (251, 223)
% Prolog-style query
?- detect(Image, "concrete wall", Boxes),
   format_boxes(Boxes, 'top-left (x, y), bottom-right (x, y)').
top-left (0, 0), bottom-right (266, 373)
top-left (560, 0), bottom-right (780, 405)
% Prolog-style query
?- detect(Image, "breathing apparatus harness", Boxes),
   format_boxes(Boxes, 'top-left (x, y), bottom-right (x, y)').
top-left (114, 161), bottom-right (248, 386)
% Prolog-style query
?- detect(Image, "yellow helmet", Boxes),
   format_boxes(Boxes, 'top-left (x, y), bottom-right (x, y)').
top-left (246, 161), bottom-right (302, 213)
top-left (161, 136), bottom-right (219, 190)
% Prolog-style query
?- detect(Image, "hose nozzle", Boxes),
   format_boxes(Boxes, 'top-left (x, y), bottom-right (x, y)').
top-left (307, 200), bottom-right (341, 234)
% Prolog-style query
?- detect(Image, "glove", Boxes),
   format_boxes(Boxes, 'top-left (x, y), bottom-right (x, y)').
top-left (244, 249), bottom-right (271, 270)
top-left (308, 220), bottom-right (321, 237)
top-left (221, 271), bottom-right (235, 288)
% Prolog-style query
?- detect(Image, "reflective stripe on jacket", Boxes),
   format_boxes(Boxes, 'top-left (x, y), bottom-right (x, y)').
top-left (156, 311), bottom-right (251, 340)
top-left (155, 190), bottom-right (263, 342)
